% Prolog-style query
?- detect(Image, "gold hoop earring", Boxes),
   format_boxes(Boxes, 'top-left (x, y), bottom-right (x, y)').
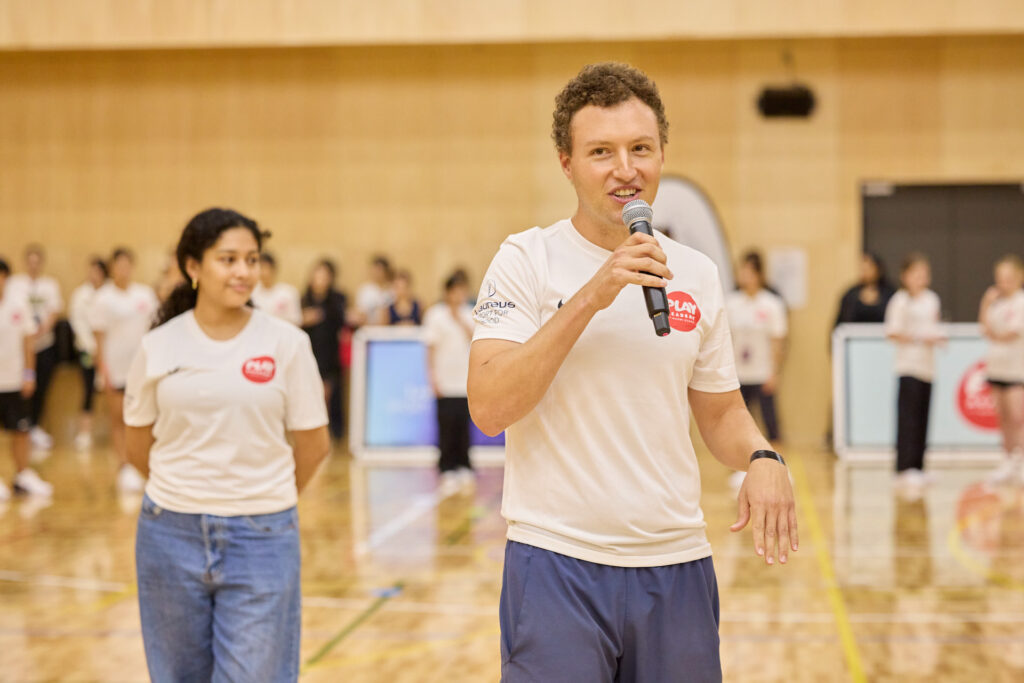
top-left (191, 279), bottom-right (198, 290)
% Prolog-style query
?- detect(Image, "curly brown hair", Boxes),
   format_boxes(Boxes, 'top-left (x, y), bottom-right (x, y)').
top-left (552, 62), bottom-right (668, 155)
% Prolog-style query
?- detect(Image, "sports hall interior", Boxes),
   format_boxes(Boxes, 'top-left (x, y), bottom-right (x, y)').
top-left (2, 2), bottom-right (1023, 680)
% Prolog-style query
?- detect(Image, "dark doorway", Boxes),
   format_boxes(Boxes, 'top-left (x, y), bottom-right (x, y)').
top-left (862, 183), bottom-right (1024, 321)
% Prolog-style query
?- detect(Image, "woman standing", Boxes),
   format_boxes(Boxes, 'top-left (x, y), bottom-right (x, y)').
top-left (301, 259), bottom-right (347, 439)
top-left (979, 254), bottom-right (1024, 485)
top-left (423, 270), bottom-right (475, 496)
top-left (68, 256), bottom-right (109, 451)
top-left (834, 252), bottom-right (896, 326)
top-left (124, 208), bottom-right (329, 682)
top-left (91, 248), bottom-right (159, 492)
top-left (725, 251), bottom-right (788, 442)
top-left (884, 254), bottom-right (944, 496)
top-left (383, 270), bottom-right (422, 326)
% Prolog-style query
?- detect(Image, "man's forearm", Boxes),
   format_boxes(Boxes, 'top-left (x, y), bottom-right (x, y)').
top-left (702, 404), bottom-right (773, 471)
top-left (468, 289), bottom-right (599, 435)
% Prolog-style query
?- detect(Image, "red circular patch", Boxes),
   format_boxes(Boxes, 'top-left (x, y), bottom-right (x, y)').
top-left (667, 291), bottom-right (701, 332)
top-left (957, 361), bottom-right (999, 430)
top-left (242, 356), bottom-right (276, 383)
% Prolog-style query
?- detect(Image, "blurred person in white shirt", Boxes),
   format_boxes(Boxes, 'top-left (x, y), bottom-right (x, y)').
top-left (978, 254), bottom-right (1024, 485)
top-left (90, 248), bottom-right (159, 492)
top-left (252, 252), bottom-right (302, 326)
top-left (884, 253), bottom-right (945, 497)
top-left (423, 269), bottom-right (475, 496)
top-left (351, 255), bottom-right (394, 327)
top-left (68, 256), bottom-right (109, 451)
top-left (7, 244), bottom-right (63, 451)
top-left (0, 257), bottom-right (52, 500)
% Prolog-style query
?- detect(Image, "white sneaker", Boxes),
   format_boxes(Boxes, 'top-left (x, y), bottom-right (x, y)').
top-left (438, 470), bottom-right (461, 498)
top-left (0, 479), bottom-right (10, 502)
top-left (989, 454), bottom-right (1023, 486)
top-left (13, 468), bottom-right (53, 498)
top-left (29, 426), bottom-right (53, 451)
top-left (895, 469), bottom-right (926, 501)
top-left (456, 467), bottom-right (476, 494)
top-left (74, 431), bottom-right (93, 451)
top-left (116, 464), bottom-right (146, 493)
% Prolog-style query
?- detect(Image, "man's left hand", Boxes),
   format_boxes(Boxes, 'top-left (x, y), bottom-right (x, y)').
top-left (730, 459), bottom-right (798, 566)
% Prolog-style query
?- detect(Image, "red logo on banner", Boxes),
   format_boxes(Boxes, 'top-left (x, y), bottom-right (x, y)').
top-left (667, 291), bottom-right (701, 332)
top-left (957, 361), bottom-right (999, 430)
top-left (242, 356), bottom-right (276, 383)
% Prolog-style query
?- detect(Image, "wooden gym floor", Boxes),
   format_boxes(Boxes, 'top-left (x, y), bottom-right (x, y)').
top-left (1, 371), bottom-right (1023, 681)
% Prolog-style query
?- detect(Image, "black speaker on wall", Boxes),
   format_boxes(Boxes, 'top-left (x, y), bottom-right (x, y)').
top-left (757, 84), bottom-right (816, 118)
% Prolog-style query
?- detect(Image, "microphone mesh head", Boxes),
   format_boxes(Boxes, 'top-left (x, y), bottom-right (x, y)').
top-left (622, 199), bottom-right (653, 227)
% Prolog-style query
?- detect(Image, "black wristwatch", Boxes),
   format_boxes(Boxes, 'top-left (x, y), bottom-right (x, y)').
top-left (750, 450), bottom-right (786, 467)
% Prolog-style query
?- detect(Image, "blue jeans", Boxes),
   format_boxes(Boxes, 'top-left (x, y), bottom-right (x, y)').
top-left (500, 541), bottom-right (721, 683)
top-left (135, 494), bottom-right (301, 682)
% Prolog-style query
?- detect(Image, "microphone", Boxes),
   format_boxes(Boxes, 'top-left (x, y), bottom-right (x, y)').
top-left (622, 199), bottom-right (671, 337)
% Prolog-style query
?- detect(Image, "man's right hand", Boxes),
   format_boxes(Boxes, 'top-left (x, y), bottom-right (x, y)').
top-left (580, 232), bottom-right (673, 311)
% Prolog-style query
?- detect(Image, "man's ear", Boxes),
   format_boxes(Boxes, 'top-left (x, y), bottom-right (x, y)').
top-left (558, 151), bottom-right (573, 181)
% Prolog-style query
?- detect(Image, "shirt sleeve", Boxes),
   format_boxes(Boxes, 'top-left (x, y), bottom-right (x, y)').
top-left (88, 292), bottom-right (110, 333)
top-left (421, 307), bottom-right (441, 346)
top-left (284, 333), bottom-right (330, 431)
top-left (472, 237), bottom-right (542, 344)
top-left (123, 344), bottom-right (158, 427)
top-left (47, 278), bottom-right (64, 315)
top-left (883, 293), bottom-right (904, 336)
top-left (689, 270), bottom-right (741, 393)
top-left (770, 296), bottom-right (788, 338)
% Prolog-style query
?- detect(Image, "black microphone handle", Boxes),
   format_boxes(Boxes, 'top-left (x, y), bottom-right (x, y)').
top-left (628, 221), bottom-right (672, 337)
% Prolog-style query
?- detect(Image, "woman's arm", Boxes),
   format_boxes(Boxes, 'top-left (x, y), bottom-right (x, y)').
top-left (125, 425), bottom-right (155, 477)
top-left (292, 426), bottom-right (330, 493)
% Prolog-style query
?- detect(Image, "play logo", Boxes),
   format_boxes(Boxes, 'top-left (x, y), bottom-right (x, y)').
top-left (667, 291), bottom-right (701, 332)
top-left (242, 356), bottom-right (276, 383)
top-left (957, 361), bottom-right (998, 430)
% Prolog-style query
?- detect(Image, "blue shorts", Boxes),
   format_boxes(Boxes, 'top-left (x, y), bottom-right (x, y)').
top-left (500, 541), bottom-right (721, 683)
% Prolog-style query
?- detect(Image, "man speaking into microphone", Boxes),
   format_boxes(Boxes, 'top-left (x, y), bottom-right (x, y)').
top-left (468, 63), bottom-right (797, 682)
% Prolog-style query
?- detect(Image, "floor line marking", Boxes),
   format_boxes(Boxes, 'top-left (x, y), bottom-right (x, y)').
top-left (789, 452), bottom-right (867, 683)
top-left (301, 581), bottom-right (404, 671)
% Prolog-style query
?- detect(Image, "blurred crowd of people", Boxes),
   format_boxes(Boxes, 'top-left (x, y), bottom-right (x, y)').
top-left (0, 242), bottom-right (475, 500)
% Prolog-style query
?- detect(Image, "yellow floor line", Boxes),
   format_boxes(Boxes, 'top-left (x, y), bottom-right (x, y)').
top-left (788, 452), bottom-right (867, 683)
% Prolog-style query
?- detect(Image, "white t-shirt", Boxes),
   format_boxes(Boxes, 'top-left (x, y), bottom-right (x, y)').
top-left (355, 282), bottom-right (393, 321)
top-left (89, 283), bottom-right (160, 388)
top-left (124, 309), bottom-right (328, 516)
top-left (7, 274), bottom-right (63, 351)
top-left (725, 289), bottom-right (788, 385)
top-left (0, 289), bottom-right (38, 392)
top-left (422, 302), bottom-right (474, 397)
top-left (884, 289), bottom-right (943, 382)
top-left (985, 290), bottom-right (1024, 382)
top-left (252, 282), bottom-right (302, 326)
top-left (473, 219), bottom-right (739, 568)
top-left (69, 281), bottom-right (103, 355)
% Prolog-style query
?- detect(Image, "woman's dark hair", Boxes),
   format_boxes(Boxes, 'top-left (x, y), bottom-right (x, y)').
top-left (110, 247), bottom-right (135, 263)
top-left (444, 268), bottom-right (469, 292)
top-left (89, 256), bottom-right (109, 279)
top-left (154, 208), bottom-right (266, 327)
top-left (741, 250), bottom-right (764, 276)
top-left (304, 258), bottom-right (338, 303)
top-left (0, 257), bottom-right (9, 276)
top-left (862, 251), bottom-right (890, 288)
top-left (371, 255), bottom-right (394, 280)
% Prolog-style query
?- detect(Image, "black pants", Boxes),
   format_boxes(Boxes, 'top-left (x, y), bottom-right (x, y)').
top-left (322, 367), bottom-right (344, 439)
top-left (437, 397), bottom-right (471, 473)
top-left (740, 384), bottom-right (780, 441)
top-left (896, 376), bottom-right (932, 473)
top-left (30, 344), bottom-right (58, 427)
top-left (79, 352), bottom-right (97, 412)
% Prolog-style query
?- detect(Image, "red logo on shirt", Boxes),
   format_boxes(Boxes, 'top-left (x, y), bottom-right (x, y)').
top-left (242, 356), bottom-right (276, 383)
top-left (667, 291), bottom-right (701, 332)
top-left (11, 312), bottom-right (22, 324)
top-left (957, 361), bottom-right (998, 430)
